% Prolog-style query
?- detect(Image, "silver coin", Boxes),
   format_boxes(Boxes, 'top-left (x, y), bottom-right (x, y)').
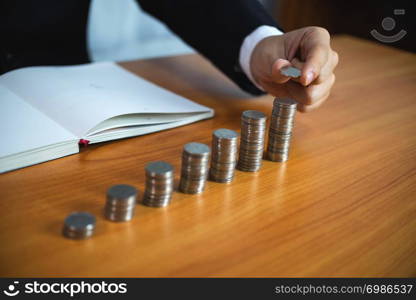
top-left (106, 184), bottom-right (137, 203)
top-left (105, 184), bottom-right (137, 222)
top-left (210, 128), bottom-right (238, 183)
top-left (179, 179), bottom-right (206, 194)
top-left (236, 165), bottom-right (262, 172)
top-left (143, 161), bottom-right (174, 208)
top-left (266, 98), bottom-right (297, 163)
top-left (267, 152), bottom-right (290, 162)
top-left (107, 184), bottom-right (137, 197)
top-left (142, 193), bottom-right (172, 207)
top-left (272, 107), bottom-right (296, 115)
top-left (210, 176), bottom-right (234, 183)
top-left (210, 170), bottom-right (235, 178)
top-left (63, 212), bottom-right (96, 239)
top-left (280, 66), bottom-right (301, 78)
top-left (145, 161), bottom-right (174, 176)
top-left (273, 97), bottom-right (297, 108)
top-left (242, 110), bottom-right (267, 121)
top-left (213, 128), bottom-right (239, 140)
top-left (242, 110), bottom-right (267, 120)
top-left (180, 142), bottom-right (210, 194)
top-left (184, 142), bottom-right (211, 156)
top-left (210, 161), bottom-right (236, 169)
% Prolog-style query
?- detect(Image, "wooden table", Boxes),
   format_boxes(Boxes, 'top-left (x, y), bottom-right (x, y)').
top-left (0, 36), bottom-right (415, 277)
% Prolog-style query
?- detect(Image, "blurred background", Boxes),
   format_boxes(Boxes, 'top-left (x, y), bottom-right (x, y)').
top-left (88, 0), bottom-right (414, 63)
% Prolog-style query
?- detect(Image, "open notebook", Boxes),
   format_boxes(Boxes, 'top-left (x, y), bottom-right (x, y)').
top-left (0, 62), bottom-right (214, 173)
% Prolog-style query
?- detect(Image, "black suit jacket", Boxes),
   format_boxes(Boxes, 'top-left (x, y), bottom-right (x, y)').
top-left (0, 0), bottom-right (278, 95)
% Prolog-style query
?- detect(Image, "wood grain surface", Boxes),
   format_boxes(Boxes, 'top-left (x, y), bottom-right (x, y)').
top-left (0, 36), bottom-right (415, 277)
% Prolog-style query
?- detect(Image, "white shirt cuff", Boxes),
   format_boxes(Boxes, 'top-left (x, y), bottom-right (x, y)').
top-left (239, 25), bottom-right (283, 91)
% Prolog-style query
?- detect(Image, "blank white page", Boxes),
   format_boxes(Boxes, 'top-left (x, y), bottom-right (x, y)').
top-left (0, 62), bottom-right (212, 138)
top-left (0, 85), bottom-right (77, 158)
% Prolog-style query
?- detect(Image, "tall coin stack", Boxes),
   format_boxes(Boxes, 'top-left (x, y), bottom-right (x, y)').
top-left (267, 98), bottom-right (297, 162)
top-left (210, 129), bottom-right (239, 183)
top-left (143, 161), bottom-right (174, 207)
top-left (237, 110), bottom-right (267, 172)
top-left (104, 184), bottom-right (137, 222)
top-left (179, 142), bottom-right (211, 194)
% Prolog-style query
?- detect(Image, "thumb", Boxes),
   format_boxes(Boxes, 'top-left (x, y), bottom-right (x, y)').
top-left (300, 27), bottom-right (331, 85)
top-left (287, 57), bottom-right (305, 84)
top-left (271, 58), bottom-right (292, 84)
top-left (303, 45), bottom-right (328, 85)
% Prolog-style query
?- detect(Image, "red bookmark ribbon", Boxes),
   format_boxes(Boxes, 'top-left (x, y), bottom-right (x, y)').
top-left (79, 139), bottom-right (90, 147)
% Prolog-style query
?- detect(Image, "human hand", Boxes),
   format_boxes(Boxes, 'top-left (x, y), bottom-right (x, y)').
top-left (250, 27), bottom-right (339, 112)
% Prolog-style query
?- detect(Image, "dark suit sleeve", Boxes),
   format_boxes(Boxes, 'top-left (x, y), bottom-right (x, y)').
top-left (137, 0), bottom-right (279, 95)
top-left (0, 0), bottom-right (91, 73)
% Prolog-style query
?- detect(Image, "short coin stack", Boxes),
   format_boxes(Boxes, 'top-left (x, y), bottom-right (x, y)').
top-left (104, 184), bottom-right (137, 222)
top-left (179, 142), bottom-right (211, 194)
top-left (237, 110), bottom-right (267, 172)
top-left (267, 98), bottom-right (297, 162)
top-left (62, 212), bottom-right (96, 240)
top-left (143, 161), bottom-right (174, 207)
top-left (210, 129), bottom-right (239, 183)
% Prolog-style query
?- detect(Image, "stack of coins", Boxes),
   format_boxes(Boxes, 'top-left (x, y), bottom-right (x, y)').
top-left (104, 184), bottom-right (137, 222)
top-left (179, 142), bottom-right (211, 194)
top-left (267, 98), bottom-right (297, 162)
top-left (62, 212), bottom-right (96, 240)
top-left (143, 161), bottom-right (174, 207)
top-left (210, 129), bottom-right (239, 183)
top-left (237, 110), bottom-right (267, 172)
